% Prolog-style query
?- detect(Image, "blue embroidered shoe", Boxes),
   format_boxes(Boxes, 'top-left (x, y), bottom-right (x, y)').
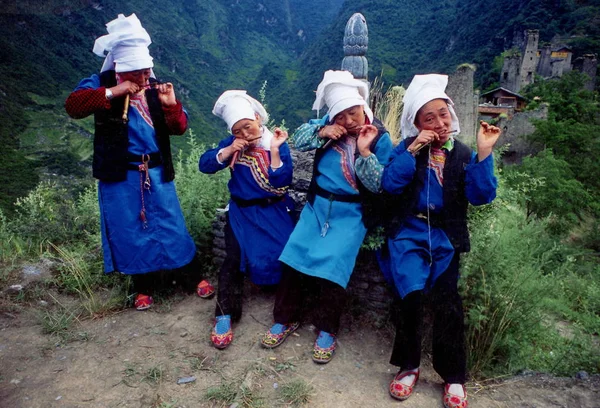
top-left (312, 331), bottom-right (336, 364)
top-left (211, 315), bottom-right (233, 349)
top-left (261, 322), bottom-right (300, 349)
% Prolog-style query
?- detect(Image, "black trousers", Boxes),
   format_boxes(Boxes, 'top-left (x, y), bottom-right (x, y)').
top-left (273, 263), bottom-right (347, 334)
top-left (390, 253), bottom-right (467, 384)
top-left (131, 253), bottom-right (203, 296)
top-left (214, 212), bottom-right (245, 321)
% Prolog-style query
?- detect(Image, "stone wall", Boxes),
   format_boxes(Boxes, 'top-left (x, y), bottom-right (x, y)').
top-left (447, 65), bottom-right (477, 146)
top-left (210, 148), bottom-right (394, 316)
top-left (496, 103), bottom-right (548, 165)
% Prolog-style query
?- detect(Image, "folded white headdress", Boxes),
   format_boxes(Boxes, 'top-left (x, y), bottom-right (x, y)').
top-left (212, 90), bottom-right (269, 131)
top-left (400, 74), bottom-right (460, 139)
top-left (93, 13), bottom-right (154, 73)
top-left (312, 70), bottom-right (373, 123)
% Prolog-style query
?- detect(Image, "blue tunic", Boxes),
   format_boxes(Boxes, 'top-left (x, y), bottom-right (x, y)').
top-left (75, 75), bottom-right (196, 274)
top-left (199, 131), bottom-right (294, 285)
top-left (279, 116), bottom-right (393, 289)
top-left (380, 138), bottom-right (497, 297)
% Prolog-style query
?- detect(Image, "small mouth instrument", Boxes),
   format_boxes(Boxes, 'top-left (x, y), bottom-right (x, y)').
top-left (322, 126), bottom-right (363, 149)
top-left (228, 136), bottom-right (262, 169)
top-left (412, 130), bottom-right (458, 154)
top-left (142, 81), bottom-right (169, 89)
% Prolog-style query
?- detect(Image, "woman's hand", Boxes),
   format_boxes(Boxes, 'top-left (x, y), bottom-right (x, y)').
top-left (219, 138), bottom-right (249, 162)
top-left (271, 128), bottom-right (288, 150)
top-left (477, 120), bottom-right (501, 161)
top-left (357, 124), bottom-right (379, 157)
top-left (318, 124), bottom-right (347, 141)
top-left (407, 130), bottom-right (439, 154)
top-left (156, 82), bottom-right (177, 107)
top-left (110, 80), bottom-right (140, 97)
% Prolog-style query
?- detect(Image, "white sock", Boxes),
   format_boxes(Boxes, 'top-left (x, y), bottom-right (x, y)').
top-left (448, 383), bottom-right (465, 397)
top-left (399, 368), bottom-right (419, 386)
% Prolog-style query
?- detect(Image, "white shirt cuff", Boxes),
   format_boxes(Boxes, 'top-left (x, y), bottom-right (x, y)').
top-left (216, 148), bottom-right (226, 165)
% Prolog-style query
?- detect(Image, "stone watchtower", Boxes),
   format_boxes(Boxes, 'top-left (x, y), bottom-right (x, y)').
top-left (500, 30), bottom-right (539, 93)
top-left (520, 29), bottom-right (539, 89)
top-left (341, 13), bottom-right (368, 81)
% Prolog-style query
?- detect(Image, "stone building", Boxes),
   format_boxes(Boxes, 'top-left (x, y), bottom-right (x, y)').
top-left (500, 30), bottom-right (596, 93)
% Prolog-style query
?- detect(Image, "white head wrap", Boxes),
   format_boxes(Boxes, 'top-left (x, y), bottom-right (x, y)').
top-left (312, 70), bottom-right (373, 123)
top-left (400, 74), bottom-right (460, 139)
top-left (93, 14), bottom-right (154, 73)
top-left (212, 90), bottom-right (270, 145)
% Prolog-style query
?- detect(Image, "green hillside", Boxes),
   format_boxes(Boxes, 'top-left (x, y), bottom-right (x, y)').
top-left (0, 0), bottom-right (599, 211)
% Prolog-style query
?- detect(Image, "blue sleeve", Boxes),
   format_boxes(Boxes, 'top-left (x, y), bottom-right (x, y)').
top-left (268, 141), bottom-right (293, 188)
top-left (74, 74), bottom-right (101, 91)
top-left (381, 140), bottom-right (417, 194)
top-left (355, 132), bottom-right (394, 193)
top-left (292, 117), bottom-right (328, 151)
top-left (465, 153), bottom-right (497, 205)
top-left (198, 136), bottom-right (235, 174)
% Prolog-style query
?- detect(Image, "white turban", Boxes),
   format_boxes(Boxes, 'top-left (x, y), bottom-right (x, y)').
top-left (212, 90), bottom-right (269, 131)
top-left (400, 74), bottom-right (460, 139)
top-left (93, 13), bottom-right (154, 73)
top-left (312, 70), bottom-right (373, 123)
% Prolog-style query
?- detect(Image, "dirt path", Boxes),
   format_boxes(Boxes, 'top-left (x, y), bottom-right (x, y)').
top-left (1, 288), bottom-right (598, 408)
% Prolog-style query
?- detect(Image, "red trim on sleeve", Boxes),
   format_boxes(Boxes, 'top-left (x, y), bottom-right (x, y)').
top-left (65, 88), bottom-right (111, 119)
top-left (163, 100), bottom-right (188, 135)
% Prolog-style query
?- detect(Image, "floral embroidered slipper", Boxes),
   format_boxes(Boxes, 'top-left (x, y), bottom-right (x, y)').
top-left (196, 280), bottom-right (215, 298)
top-left (312, 331), bottom-right (337, 364)
top-left (134, 294), bottom-right (153, 311)
top-left (211, 314), bottom-right (233, 349)
top-left (443, 383), bottom-right (468, 408)
top-left (389, 369), bottom-right (420, 401)
top-left (261, 322), bottom-right (300, 349)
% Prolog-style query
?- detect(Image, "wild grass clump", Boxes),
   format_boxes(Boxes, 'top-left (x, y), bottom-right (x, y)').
top-left (370, 76), bottom-right (405, 145)
top-left (279, 379), bottom-right (314, 406)
top-left (462, 177), bottom-right (600, 377)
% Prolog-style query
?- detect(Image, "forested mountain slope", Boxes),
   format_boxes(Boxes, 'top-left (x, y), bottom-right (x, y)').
top-left (0, 0), bottom-right (598, 210)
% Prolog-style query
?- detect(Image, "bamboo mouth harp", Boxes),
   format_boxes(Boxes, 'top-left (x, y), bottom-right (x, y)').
top-left (142, 81), bottom-right (169, 89)
top-left (228, 136), bottom-right (263, 169)
top-left (411, 130), bottom-right (458, 154)
top-left (322, 126), bottom-right (363, 149)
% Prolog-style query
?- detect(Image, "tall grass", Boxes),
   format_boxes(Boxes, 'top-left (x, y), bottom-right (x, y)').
top-left (462, 179), bottom-right (600, 377)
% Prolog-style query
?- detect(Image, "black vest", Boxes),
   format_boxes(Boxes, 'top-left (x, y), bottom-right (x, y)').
top-left (307, 118), bottom-right (389, 229)
top-left (395, 136), bottom-right (473, 252)
top-left (92, 70), bottom-right (175, 182)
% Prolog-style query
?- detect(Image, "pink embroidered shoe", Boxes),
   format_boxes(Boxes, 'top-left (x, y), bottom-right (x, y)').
top-left (389, 369), bottom-right (420, 401)
top-left (196, 280), bottom-right (215, 298)
top-left (211, 315), bottom-right (233, 349)
top-left (312, 331), bottom-right (337, 364)
top-left (443, 383), bottom-right (468, 408)
top-left (261, 322), bottom-right (300, 349)
top-left (134, 294), bottom-right (153, 311)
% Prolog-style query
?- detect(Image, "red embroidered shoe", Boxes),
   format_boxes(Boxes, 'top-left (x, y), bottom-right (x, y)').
top-left (389, 369), bottom-right (420, 401)
top-left (196, 280), bottom-right (215, 298)
top-left (312, 331), bottom-right (337, 364)
top-left (211, 315), bottom-right (233, 349)
top-left (261, 322), bottom-right (300, 349)
top-left (443, 383), bottom-right (468, 408)
top-left (134, 294), bottom-right (153, 311)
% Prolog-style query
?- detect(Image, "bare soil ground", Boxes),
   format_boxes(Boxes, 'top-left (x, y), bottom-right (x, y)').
top-left (1, 286), bottom-right (599, 408)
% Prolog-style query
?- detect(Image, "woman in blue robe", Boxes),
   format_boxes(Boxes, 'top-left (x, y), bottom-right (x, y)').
top-left (65, 14), bottom-right (214, 311)
top-left (261, 70), bottom-right (393, 364)
top-left (380, 74), bottom-right (501, 408)
top-left (199, 90), bottom-right (294, 349)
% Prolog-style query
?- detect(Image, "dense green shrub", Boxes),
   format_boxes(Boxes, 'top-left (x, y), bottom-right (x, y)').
top-left (462, 178), bottom-right (600, 377)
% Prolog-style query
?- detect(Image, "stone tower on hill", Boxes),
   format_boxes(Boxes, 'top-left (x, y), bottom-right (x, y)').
top-left (500, 30), bottom-right (539, 93)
